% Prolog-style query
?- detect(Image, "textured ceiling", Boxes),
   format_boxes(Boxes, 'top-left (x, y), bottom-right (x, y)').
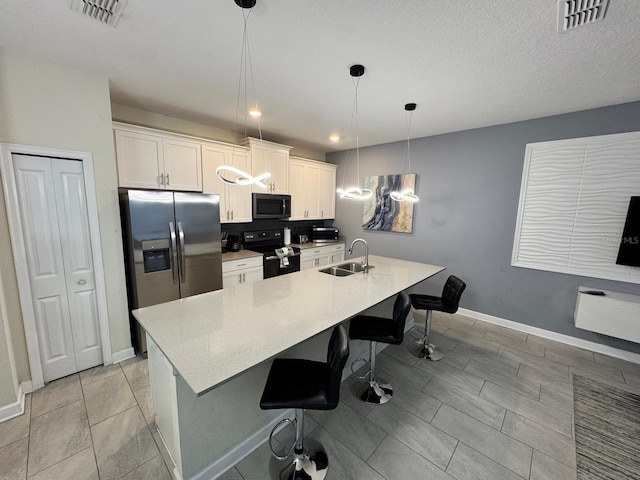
top-left (1, 0), bottom-right (639, 153)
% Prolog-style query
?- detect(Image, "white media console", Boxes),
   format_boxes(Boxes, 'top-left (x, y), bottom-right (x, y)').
top-left (574, 287), bottom-right (640, 344)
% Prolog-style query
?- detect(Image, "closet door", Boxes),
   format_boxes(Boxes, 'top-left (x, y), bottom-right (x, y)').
top-left (13, 155), bottom-right (101, 382)
top-left (52, 160), bottom-right (102, 372)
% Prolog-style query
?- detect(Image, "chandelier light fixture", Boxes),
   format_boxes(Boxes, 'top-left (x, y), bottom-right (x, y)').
top-left (337, 64), bottom-right (372, 201)
top-left (216, 0), bottom-right (270, 188)
top-left (389, 103), bottom-right (419, 203)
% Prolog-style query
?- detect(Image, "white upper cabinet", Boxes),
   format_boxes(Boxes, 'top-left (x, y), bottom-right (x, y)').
top-left (242, 138), bottom-right (291, 194)
top-left (161, 138), bottom-right (202, 191)
top-left (114, 123), bottom-right (202, 191)
top-left (289, 157), bottom-right (336, 220)
top-left (319, 163), bottom-right (336, 219)
top-left (202, 142), bottom-right (252, 223)
top-left (289, 158), bottom-right (320, 220)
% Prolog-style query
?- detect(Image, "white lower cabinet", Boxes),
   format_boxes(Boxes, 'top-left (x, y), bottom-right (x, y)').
top-left (329, 243), bottom-right (345, 263)
top-left (300, 243), bottom-right (345, 270)
top-left (222, 256), bottom-right (263, 287)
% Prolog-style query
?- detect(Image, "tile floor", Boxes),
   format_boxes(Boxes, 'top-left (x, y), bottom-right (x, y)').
top-left (2, 311), bottom-right (640, 480)
top-left (0, 355), bottom-right (171, 480)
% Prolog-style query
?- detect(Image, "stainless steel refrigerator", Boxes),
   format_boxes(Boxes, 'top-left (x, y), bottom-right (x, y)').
top-left (119, 189), bottom-right (223, 354)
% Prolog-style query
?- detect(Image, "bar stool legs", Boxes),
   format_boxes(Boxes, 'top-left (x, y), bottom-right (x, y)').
top-left (408, 310), bottom-right (444, 361)
top-left (351, 341), bottom-right (393, 404)
top-left (270, 408), bottom-right (328, 480)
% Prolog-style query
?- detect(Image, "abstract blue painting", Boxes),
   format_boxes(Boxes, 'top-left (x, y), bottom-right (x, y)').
top-left (362, 174), bottom-right (416, 233)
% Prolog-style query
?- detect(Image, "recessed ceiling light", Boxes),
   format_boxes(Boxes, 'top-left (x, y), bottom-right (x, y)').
top-left (248, 108), bottom-right (262, 118)
top-left (329, 134), bottom-right (340, 142)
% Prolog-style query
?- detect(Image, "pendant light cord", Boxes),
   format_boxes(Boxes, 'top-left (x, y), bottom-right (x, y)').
top-left (236, 9), bottom-right (263, 142)
top-left (354, 76), bottom-right (361, 186)
top-left (217, 3), bottom-right (270, 189)
top-left (406, 108), bottom-right (413, 173)
top-left (237, 7), bottom-right (267, 175)
top-left (339, 78), bottom-right (358, 191)
top-left (339, 76), bottom-right (362, 191)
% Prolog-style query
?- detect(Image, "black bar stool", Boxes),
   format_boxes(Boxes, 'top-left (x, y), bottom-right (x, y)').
top-left (409, 275), bottom-right (466, 361)
top-left (260, 325), bottom-right (349, 480)
top-left (348, 291), bottom-right (411, 404)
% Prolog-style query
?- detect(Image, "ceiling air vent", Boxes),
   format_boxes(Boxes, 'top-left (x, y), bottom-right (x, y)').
top-left (69, 0), bottom-right (127, 27)
top-left (558, 0), bottom-right (609, 32)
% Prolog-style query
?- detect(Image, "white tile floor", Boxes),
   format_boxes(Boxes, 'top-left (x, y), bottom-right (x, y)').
top-left (2, 311), bottom-right (640, 480)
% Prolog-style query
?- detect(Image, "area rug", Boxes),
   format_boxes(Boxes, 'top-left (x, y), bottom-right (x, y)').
top-left (573, 374), bottom-right (640, 479)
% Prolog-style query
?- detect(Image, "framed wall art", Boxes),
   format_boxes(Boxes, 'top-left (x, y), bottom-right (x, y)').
top-left (362, 174), bottom-right (416, 233)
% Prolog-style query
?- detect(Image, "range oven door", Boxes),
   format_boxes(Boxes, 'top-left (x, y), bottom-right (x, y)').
top-left (263, 252), bottom-right (301, 278)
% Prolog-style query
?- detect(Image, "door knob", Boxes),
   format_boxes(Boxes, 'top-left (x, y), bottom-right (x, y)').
top-left (78, 279), bottom-right (86, 285)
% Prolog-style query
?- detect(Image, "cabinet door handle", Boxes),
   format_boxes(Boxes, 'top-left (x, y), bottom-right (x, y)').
top-left (242, 272), bottom-right (246, 282)
top-left (239, 273), bottom-right (242, 283)
top-left (226, 210), bottom-right (230, 220)
top-left (165, 174), bottom-right (170, 185)
top-left (159, 174), bottom-right (164, 186)
top-left (321, 210), bottom-right (324, 217)
top-left (237, 263), bottom-right (247, 267)
top-left (231, 210), bottom-right (234, 220)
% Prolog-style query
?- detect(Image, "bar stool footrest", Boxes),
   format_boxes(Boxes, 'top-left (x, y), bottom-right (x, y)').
top-left (349, 357), bottom-right (370, 379)
top-left (269, 418), bottom-right (296, 460)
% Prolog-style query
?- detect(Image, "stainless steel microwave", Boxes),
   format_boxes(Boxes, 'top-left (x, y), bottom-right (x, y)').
top-left (252, 193), bottom-right (291, 219)
top-left (311, 226), bottom-right (339, 243)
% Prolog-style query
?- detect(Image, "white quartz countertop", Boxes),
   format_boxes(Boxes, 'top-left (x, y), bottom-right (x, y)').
top-left (133, 255), bottom-right (444, 395)
top-left (221, 250), bottom-right (263, 262)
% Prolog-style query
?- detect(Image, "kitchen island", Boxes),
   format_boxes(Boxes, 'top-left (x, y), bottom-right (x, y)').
top-left (133, 255), bottom-right (444, 479)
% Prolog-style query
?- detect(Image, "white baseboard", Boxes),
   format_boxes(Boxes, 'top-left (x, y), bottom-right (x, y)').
top-left (154, 428), bottom-right (183, 480)
top-left (111, 347), bottom-right (136, 364)
top-left (192, 409), bottom-right (295, 480)
top-left (0, 384), bottom-right (25, 423)
top-left (457, 307), bottom-right (640, 365)
top-left (21, 380), bottom-right (33, 395)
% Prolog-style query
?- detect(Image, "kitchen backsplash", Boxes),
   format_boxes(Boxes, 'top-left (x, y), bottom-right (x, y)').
top-left (222, 219), bottom-right (333, 246)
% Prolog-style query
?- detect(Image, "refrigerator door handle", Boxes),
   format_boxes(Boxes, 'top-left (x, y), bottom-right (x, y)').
top-left (169, 221), bottom-right (178, 284)
top-left (177, 222), bottom-right (186, 284)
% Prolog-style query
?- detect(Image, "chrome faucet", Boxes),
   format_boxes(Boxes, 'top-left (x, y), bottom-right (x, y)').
top-left (348, 238), bottom-right (369, 270)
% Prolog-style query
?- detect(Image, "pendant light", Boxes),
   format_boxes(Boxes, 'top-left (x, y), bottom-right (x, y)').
top-left (389, 103), bottom-right (419, 203)
top-left (337, 64), bottom-right (372, 200)
top-left (216, 0), bottom-right (270, 189)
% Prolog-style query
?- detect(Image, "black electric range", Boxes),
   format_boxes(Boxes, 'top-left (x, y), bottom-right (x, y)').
top-left (243, 230), bottom-right (301, 279)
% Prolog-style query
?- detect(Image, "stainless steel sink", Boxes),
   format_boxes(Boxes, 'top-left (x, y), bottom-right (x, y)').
top-left (335, 262), bottom-right (374, 273)
top-left (319, 263), bottom-right (374, 276)
top-left (319, 266), bottom-right (355, 276)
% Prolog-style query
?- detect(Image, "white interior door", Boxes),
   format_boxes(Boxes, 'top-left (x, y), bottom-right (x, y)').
top-left (13, 154), bottom-right (102, 382)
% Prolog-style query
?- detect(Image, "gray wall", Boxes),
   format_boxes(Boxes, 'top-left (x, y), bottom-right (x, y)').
top-left (328, 101), bottom-right (640, 354)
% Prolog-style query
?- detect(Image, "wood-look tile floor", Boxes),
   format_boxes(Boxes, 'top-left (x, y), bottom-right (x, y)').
top-left (3, 312), bottom-right (640, 480)
top-left (229, 311), bottom-right (640, 480)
